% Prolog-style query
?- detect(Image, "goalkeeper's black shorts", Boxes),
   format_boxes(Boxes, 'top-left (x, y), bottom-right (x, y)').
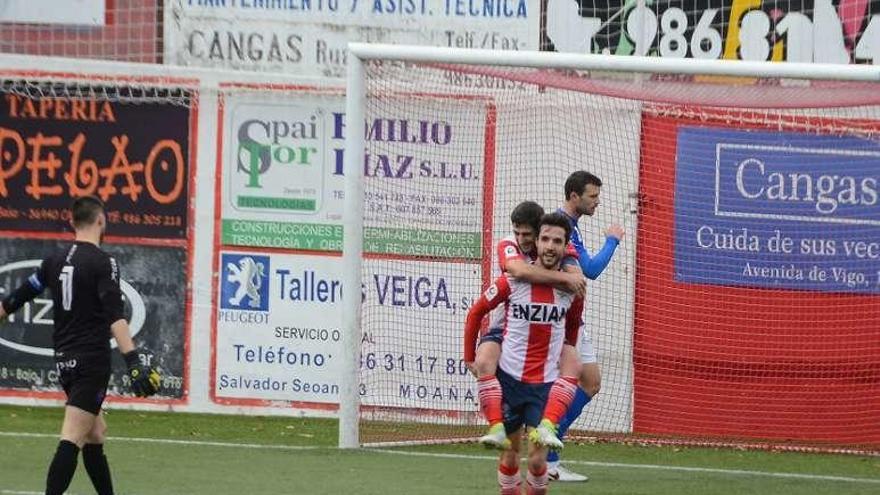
top-left (56, 353), bottom-right (111, 415)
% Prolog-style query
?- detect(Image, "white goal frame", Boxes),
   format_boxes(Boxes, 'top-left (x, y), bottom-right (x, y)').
top-left (338, 43), bottom-right (880, 449)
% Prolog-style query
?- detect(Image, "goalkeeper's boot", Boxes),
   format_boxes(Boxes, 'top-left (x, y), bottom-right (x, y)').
top-left (529, 419), bottom-right (564, 450)
top-left (478, 423), bottom-right (510, 450)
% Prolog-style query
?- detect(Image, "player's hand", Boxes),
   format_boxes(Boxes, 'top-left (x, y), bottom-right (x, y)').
top-left (123, 351), bottom-right (160, 397)
top-left (605, 224), bottom-right (625, 241)
top-left (562, 273), bottom-right (587, 297)
top-left (465, 361), bottom-right (478, 378)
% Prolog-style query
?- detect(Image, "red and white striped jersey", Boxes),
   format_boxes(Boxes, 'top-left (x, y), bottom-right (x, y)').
top-left (497, 235), bottom-right (535, 272)
top-left (464, 274), bottom-right (583, 384)
top-left (496, 235), bottom-right (579, 273)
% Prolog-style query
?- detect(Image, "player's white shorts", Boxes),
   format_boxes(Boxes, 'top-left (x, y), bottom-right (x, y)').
top-left (578, 329), bottom-right (597, 364)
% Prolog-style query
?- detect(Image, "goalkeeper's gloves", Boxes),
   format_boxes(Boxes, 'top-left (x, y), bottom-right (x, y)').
top-left (123, 350), bottom-right (161, 397)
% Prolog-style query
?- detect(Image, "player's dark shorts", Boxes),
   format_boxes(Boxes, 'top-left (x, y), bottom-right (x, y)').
top-left (56, 353), bottom-right (111, 415)
top-left (479, 326), bottom-right (504, 346)
top-left (497, 368), bottom-right (551, 435)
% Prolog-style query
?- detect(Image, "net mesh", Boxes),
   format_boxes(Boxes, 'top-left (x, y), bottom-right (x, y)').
top-left (0, 79), bottom-right (195, 107)
top-left (357, 60), bottom-right (880, 451)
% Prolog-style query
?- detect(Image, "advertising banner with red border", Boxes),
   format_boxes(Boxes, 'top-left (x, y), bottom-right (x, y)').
top-left (0, 238), bottom-right (187, 402)
top-left (0, 74), bottom-right (196, 406)
top-left (210, 85), bottom-right (496, 411)
top-left (0, 82), bottom-right (192, 239)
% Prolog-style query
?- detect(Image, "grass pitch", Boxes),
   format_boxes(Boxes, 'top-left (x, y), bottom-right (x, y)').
top-left (1, 405), bottom-right (878, 494)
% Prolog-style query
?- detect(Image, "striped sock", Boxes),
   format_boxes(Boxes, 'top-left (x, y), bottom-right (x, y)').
top-left (498, 463), bottom-right (520, 495)
top-left (542, 376), bottom-right (578, 425)
top-left (526, 465), bottom-right (549, 495)
top-left (478, 375), bottom-right (503, 425)
top-left (557, 387), bottom-right (591, 440)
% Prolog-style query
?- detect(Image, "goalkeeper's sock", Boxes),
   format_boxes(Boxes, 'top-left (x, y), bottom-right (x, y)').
top-left (526, 465), bottom-right (549, 495)
top-left (45, 440), bottom-right (79, 495)
top-left (477, 375), bottom-right (503, 425)
top-left (497, 463), bottom-right (520, 495)
top-left (83, 443), bottom-right (114, 495)
top-left (556, 387), bottom-right (591, 440)
top-left (542, 376), bottom-right (578, 425)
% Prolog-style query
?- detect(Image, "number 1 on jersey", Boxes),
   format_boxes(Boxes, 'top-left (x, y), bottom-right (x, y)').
top-left (59, 265), bottom-right (74, 311)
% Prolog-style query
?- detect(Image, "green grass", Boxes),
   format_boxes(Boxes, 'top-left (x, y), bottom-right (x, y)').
top-left (1, 404), bottom-right (878, 494)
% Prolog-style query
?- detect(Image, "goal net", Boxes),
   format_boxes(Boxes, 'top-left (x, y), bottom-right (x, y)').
top-left (346, 46), bottom-right (880, 452)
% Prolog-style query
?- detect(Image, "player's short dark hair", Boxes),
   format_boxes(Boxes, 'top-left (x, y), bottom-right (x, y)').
top-left (71, 195), bottom-right (105, 229)
top-left (564, 170), bottom-right (603, 200)
top-left (510, 201), bottom-right (544, 232)
top-left (539, 213), bottom-right (571, 244)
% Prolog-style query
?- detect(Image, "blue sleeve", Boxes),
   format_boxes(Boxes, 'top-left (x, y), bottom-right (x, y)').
top-left (576, 236), bottom-right (620, 280)
top-left (2, 263), bottom-right (46, 314)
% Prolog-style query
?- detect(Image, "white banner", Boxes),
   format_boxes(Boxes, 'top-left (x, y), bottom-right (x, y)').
top-left (220, 91), bottom-right (345, 250)
top-left (0, 0), bottom-right (105, 26)
top-left (215, 250), bottom-right (344, 403)
top-left (360, 259), bottom-right (481, 412)
top-left (219, 89), bottom-right (490, 257)
top-left (214, 251), bottom-right (481, 410)
top-left (165, 0), bottom-right (539, 75)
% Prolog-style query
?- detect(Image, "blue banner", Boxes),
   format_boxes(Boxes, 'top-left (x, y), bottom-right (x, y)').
top-left (673, 126), bottom-right (880, 294)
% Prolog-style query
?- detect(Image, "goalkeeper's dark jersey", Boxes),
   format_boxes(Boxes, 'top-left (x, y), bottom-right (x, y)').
top-left (2, 241), bottom-right (125, 359)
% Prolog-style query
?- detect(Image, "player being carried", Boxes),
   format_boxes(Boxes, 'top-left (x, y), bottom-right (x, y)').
top-left (465, 201), bottom-right (585, 449)
top-left (463, 213), bottom-right (585, 494)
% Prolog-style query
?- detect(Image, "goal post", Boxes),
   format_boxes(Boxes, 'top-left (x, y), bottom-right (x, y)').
top-left (339, 54), bottom-right (365, 450)
top-left (340, 43), bottom-right (880, 452)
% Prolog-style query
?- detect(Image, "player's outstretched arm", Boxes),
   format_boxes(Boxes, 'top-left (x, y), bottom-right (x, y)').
top-left (1, 269), bottom-right (46, 321)
top-left (578, 225), bottom-right (624, 280)
top-left (111, 319), bottom-right (161, 398)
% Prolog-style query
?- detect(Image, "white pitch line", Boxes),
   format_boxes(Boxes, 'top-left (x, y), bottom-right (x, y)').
top-left (2, 431), bottom-right (878, 485)
top-left (367, 449), bottom-right (880, 485)
top-left (0, 431), bottom-right (320, 451)
top-left (2, 488), bottom-right (87, 495)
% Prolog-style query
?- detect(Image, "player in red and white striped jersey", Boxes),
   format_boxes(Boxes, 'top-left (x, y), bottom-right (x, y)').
top-left (468, 202), bottom-right (584, 446)
top-left (470, 272), bottom-right (583, 384)
top-left (463, 213), bottom-right (583, 495)
top-left (468, 202), bottom-right (585, 425)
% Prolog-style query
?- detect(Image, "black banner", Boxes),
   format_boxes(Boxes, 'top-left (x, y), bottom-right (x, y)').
top-left (0, 83), bottom-right (192, 238)
top-left (0, 238), bottom-right (186, 400)
top-left (541, 1), bottom-right (880, 64)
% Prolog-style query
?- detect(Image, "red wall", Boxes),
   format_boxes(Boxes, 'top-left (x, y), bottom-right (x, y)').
top-left (0, 1), bottom-right (161, 63)
top-left (634, 112), bottom-right (880, 447)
